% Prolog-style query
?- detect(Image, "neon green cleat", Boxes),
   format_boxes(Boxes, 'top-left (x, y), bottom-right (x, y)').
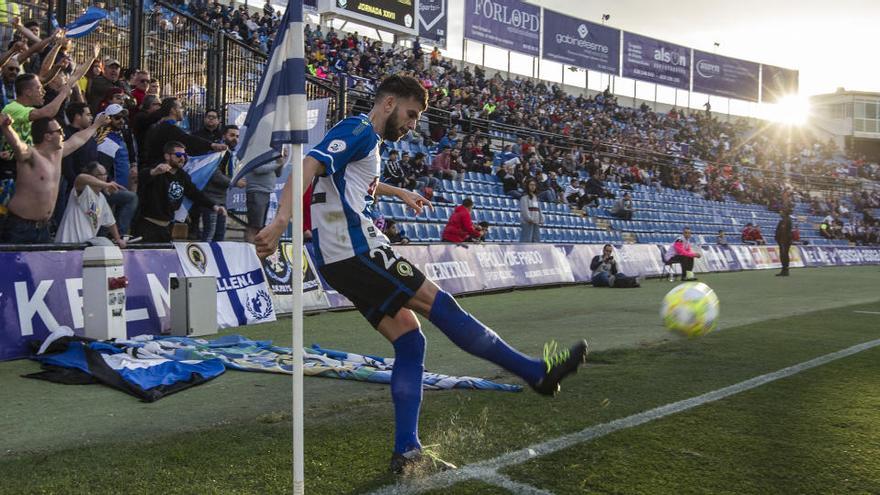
top-left (530, 339), bottom-right (589, 396)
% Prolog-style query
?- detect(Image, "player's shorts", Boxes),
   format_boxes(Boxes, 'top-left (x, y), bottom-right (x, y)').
top-left (318, 245), bottom-right (426, 328)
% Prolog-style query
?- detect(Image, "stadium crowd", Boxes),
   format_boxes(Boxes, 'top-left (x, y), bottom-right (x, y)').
top-left (0, 5), bottom-right (876, 246)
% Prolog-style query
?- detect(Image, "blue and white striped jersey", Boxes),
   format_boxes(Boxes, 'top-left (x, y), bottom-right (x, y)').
top-left (306, 114), bottom-right (390, 266)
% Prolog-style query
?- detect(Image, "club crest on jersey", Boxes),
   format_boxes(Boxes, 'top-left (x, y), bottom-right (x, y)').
top-left (186, 243), bottom-right (208, 273)
top-left (246, 289), bottom-right (274, 320)
top-left (327, 139), bottom-right (347, 153)
top-left (263, 248), bottom-right (291, 284)
top-left (397, 261), bottom-right (414, 277)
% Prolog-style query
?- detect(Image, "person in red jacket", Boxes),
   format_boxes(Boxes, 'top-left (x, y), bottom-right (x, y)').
top-left (442, 197), bottom-right (484, 243)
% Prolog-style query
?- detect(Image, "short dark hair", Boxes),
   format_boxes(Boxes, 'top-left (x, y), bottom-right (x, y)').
top-left (83, 161), bottom-right (103, 175)
top-left (141, 95), bottom-right (160, 111)
top-left (24, 20), bottom-right (39, 29)
top-left (14, 73), bottom-right (37, 97)
top-left (158, 97), bottom-right (180, 118)
top-left (65, 102), bottom-right (90, 124)
top-left (462, 198), bottom-right (474, 208)
top-left (478, 221), bottom-right (489, 229)
top-left (375, 75), bottom-right (428, 110)
top-left (31, 117), bottom-right (59, 144)
top-left (204, 109), bottom-right (219, 117)
top-left (222, 124), bottom-right (239, 134)
top-left (163, 140), bottom-right (185, 154)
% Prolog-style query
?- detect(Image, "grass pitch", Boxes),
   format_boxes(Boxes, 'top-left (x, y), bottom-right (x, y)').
top-left (0, 266), bottom-right (878, 494)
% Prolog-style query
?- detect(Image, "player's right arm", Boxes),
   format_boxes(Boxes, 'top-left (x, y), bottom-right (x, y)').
top-left (254, 155), bottom-right (323, 259)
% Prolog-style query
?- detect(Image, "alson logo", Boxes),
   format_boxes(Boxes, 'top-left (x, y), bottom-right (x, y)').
top-left (696, 60), bottom-right (721, 78)
top-left (654, 47), bottom-right (687, 66)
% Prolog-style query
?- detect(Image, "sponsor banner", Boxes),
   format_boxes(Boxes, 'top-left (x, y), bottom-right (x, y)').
top-left (541, 10), bottom-right (619, 75)
top-left (692, 50), bottom-right (759, 102)
top-left (694, 245), bottom-right (731, 273)
top-left (262, 242), bottom-right (330, 314)
top-left (555, 244), bottom-right (602, 282)
top-left (615, 244), bottom-right (666, 276)
top-left (622, 32), bottom-right (691, 90)
top-left (418, 0), bottom-right (447, 47)
top-left (761, 64), bottom-right (799, 103)
top-left (174, 242), bottom-right (277, 328)
top-left (464, 0), bottom-right (540, 57)
top-left (322, 0), bottom-right (417, 35)
top-left (718, 245), bottom-right (743, 271)
top-left (729, 245), bottom-right (757, 270)
top-left (0, 249), bottom-right (179, 361)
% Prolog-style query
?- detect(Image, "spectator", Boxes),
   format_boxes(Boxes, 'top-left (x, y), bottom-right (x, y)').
top-left (716, 229), bottom-right (728, 246)
top-left (663, 227), bottom-right (702, 281)
top-left (437, 128), bottom-right (457, 150)
top-left (583, 172), bottom-right (612, 208)
top-left (95, 104), bottom-right (138, 236)
top-left (129, 69), bottom-right (150, 108)
top-left (742, 223), bottom-right (766, 245)
top-left (382, 149), bottom-right (405, 187)
top-left (775, 210), bottom-right (793, 277)
top-left (132, 95), bottom-right (162, 159)
top-left (382, 218), bottom-right (409, 245)
top-left (134, 141), bottom-right (226, 242)
top-left (55, 162), bottom-right (126, 246)
top-left (497, 162), bottom-right (521, 199)
top-left (142, 97), bottom-right (226, 169)
top-left (519, 179), bottom-right (543, 242)
top-left (244, 147), bottom-right (286, 243)
top-left (57, 102), bottom-right (99, 228)
top-left (86, 57), bottom-right (126, 114)
top-left (590, 244), bottom-right (640, 288)
top-left (431, 144), bottom-right (456, 180)
top-left (441, 197), bottom-right (484, 243)
top-left (192, 108), bottom-right (223, 143)
top-left (0, 113), bottom-right (108, 243)
top-left (610, 191), bottom-right (634, 220)
top-left (200, 125), bottom-right (243, 241)
top-left (0, 59), bottom-right (18, 107)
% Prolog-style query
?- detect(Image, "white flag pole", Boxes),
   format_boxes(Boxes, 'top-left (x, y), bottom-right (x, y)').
top-left (291, 140), bottom-right (304, 495)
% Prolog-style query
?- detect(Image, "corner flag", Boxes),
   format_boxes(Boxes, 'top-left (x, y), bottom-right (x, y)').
top-left (232, 0), bottom-right (308, 184)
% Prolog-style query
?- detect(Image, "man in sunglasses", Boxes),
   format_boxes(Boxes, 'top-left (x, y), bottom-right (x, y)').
top-left (134, 141), bottom-right (226, 242)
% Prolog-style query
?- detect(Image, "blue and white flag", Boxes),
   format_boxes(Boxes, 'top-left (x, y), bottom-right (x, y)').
top-left (63, 7), bottom-right (109, 38)
top-left (232, 0), bottom-right (307, 183)
top-left (173, 151), bottom-right (225, 222)
top-left (174, 242), bottom-right (277, 328)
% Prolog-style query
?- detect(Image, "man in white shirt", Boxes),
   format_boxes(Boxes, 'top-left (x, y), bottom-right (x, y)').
top-left (56, 162), bottom-right (126, 246)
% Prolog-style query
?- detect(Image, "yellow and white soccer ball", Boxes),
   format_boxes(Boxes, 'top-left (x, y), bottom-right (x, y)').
top-left (661, 282), bottom-right (720, 337)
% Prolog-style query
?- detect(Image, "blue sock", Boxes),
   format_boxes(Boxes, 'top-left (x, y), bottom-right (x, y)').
top-left (391, 329), bottom-right (426, 454)
top-left (429, 290), bottom-right (544, 385)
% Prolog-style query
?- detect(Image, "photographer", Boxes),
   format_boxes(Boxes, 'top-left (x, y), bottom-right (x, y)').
top-left (590, 244), bottom-right (640, 288)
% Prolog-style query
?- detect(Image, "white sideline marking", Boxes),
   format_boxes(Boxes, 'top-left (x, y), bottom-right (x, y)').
top-left (368, 338), bottom-right (880, 495)
top-left (853, 311), bottom-right (880, 315)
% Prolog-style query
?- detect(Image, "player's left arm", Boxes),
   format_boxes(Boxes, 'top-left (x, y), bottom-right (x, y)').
top-left (375, 182), bottom-right (433, 216)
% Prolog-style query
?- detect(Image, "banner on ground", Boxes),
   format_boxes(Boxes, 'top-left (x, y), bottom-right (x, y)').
top-left (464, 0), bottom-right (540, 57)
top-left (692, 50), bottom-right (759, 102)
top-left (418, 0), bottom-right (447, 47)
top-left (174, 242), bottom-right (276, 328)
top-left (541, 10), bottom-right (619, 75)
top-left (0, 249), bottom-right (179, 361)
top-left (761, 64), bottom-right (799, 103)
top-left (622, 32), bottom-right (691, 90)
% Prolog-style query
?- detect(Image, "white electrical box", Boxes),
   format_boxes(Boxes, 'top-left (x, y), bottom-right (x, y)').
top-left (169, 276), bottom-right (217, 337)
top-left (82, 245), bottom-right (127, 341)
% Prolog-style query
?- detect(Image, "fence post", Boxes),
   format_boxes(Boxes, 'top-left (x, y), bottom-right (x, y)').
top-left (207, 29), bottom-right (221, 119)
top-left (129, 0), bottom-right (145, 70)
top-left (336, 76), bottom-right (347, 122)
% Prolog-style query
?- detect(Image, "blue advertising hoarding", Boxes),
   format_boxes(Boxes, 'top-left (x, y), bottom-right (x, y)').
top-left (622, 32), bottom-right (691, 90)
top-left (418, 0), bottom-right (447, 47)
top-left (541, 9), bottom-right (619, 75)
top-left (692, 50), bottom-right (759, 102)
top-left (761, 64), bottom-right (799, 103)
top-left (464, 0), bottom-right (540, 57)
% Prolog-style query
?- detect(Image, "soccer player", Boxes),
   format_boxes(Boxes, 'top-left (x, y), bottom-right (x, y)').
top-left (255, 75), bottom-right (587, 475)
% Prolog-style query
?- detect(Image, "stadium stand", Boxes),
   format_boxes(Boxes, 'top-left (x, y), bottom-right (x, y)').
top-left (0, 1), bottom-right (876, 247)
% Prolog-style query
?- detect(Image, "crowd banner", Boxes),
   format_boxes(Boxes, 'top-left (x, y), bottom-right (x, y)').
top-left (0, 249), bottom-right (179, 361)
top-left (692, 51), bottom-right (759, 102)
top-left (760, 64), bottom-right (799, 103)
top-left (464, 0), bottom-right (541, 57)
top-left (622, 32), bottom-right (691, 90)
top-left (541, 10), bottom-right (620, 75)
top-left (262, 242), bottom-right (330, 313)
top-left (418, 0), bottom-right (447, 48)
top-left (174, 242), bottom-right (277, 328)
